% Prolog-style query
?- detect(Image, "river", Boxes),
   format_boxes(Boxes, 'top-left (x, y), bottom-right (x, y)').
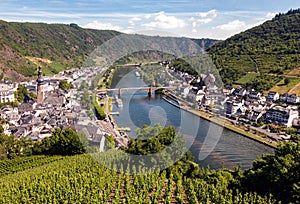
top-left (110, 68), bottom-right (274, 170)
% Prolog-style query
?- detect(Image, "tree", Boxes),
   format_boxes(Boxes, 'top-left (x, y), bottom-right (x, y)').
top-left (284, 77), bottom-right (290, 85)
top-left (0, 133), bottom-right (34, 159)
top-left (241, 141), bottom-right (300, 203)
top-left (80, 91), bottom-right (92, 109)
top-left (15, 85), bottom-right (28, 103)
top-left (59, 80), bottom-right (72, 90)
top-left (105, 135), bottom-right (115, 149)
top-left (35, 128), bottom-right (87, 156)
top-left (125, 124), bottom-right (194, 175)
top-left (93, 94), bottom-right (106, 120)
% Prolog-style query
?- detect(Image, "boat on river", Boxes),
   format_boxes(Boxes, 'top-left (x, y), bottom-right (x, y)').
top-left (135, 71), bottom-right (141, 77)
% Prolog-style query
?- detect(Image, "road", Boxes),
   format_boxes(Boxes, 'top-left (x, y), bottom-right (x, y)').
top-left (215, 113), bottom-right (282, 142)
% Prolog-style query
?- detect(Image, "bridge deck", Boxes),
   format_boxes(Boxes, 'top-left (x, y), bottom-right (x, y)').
top-left (96, 86), bottom-right (174, 93)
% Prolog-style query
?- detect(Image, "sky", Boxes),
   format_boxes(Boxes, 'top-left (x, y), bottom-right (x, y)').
top-left (0, 0), bottom-right (299, 39)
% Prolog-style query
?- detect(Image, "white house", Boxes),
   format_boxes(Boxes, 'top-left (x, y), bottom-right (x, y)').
top-left (248, 89), bottom-right (261, 99)
top-left (233, 87), bottom-right (247, 97)
top-left (0, 107), bottom-right (20, 125)
top-left (266, 91), bottom-right (280, 102)
top-left (196, 90), bottom-right (205, 102)
top-left (266, 106), bottom-right (299, 127)
top-left (225, 97), bottom-right (244, 115)
top-left (223, 86), bottom-right (235, 96)
top-left (182, 87), bottom-right (190, 98)
top-left (0, 83), bottom-right (17, 103)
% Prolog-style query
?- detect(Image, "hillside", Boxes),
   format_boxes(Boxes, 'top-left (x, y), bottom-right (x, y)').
top-left (0, 21), bottom-right (120, 81)
top-left (208, 9), bottom-right (300, 85)
top-left (0, 20), bottom-right (218, 81)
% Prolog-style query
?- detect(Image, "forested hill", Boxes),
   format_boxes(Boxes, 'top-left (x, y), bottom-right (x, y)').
top-left (0, 20), bottom-right (218, 81)
top-left (0, 21), bottom-right (120, 81)
top-left (208, 9), bottom-right (300, 85)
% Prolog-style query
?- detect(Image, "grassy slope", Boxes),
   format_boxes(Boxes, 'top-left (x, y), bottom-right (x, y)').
top-left (269, 77), bottom-right (300, 94)
top-left (208, 9), bottom-right (300, 85)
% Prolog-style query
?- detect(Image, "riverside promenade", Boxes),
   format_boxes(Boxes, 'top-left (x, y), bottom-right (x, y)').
top-left (97, 94), bottom-right (129, 147)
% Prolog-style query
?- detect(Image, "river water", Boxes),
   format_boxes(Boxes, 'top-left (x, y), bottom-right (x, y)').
top-left (110, 68), bottom-right (274, 170)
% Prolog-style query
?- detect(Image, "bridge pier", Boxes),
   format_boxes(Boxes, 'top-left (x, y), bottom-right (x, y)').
top-left (148, 87), bottom-right (152, 97)
top-left (118, 88), bottom-right (121, 98)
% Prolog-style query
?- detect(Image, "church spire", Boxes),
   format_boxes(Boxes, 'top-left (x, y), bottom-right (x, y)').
top-left (37, 66), bottom-right (43, 84)
top-left (37, 66), bottom-right (44, 104)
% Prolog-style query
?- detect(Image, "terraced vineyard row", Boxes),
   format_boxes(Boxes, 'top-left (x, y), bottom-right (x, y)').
top-left (0, 155), bottom-right (64, 177)
top-left (0, 154), bottom-right (188, 203)
top-left (0, 153), bottom-right (276, 203)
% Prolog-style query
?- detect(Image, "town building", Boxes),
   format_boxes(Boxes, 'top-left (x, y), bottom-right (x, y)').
top-left (232, 87), bottom-right (247, 97)
top-left (224, 97), bottom-right (244, 115)
top-left (279, 93), bottom-right (299, 103)
top-left (279, 93), bottom-right (288, 102)
top-left (266, 91), bottom-right (279, 102)
top-left (287, 94), bottom-right (299, 103)
top-left (265, 105), bottom-right (299, 127)
top-left (37, 67), bottom-right (45, 104)
top-left (244, 109), bottom-right (264, 122)
top-left (0, 106), bottom-right (20, 125)
top-left (292, 118), bottom-right (300, 129)
top-left (0, 82), bottom-right (17, 103)
top-left (248, 89), bottom-right (261, 99)
top-left (223, 86), bottom-right (235, 96)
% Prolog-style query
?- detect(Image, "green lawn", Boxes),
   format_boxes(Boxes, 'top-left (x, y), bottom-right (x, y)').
top-left (269, 77), bottom-right (300, 94)
top-left (235, 72), bottom-right (260, 85)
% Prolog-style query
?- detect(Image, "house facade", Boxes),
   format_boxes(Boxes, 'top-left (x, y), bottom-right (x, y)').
top-left (265, 106), bottom-right (299, 127)
top-left (224, 97), bottom-right (244, 115)
top-left (0, 83), bottom-right (17, 103)
top-left (266, 91), bottom-right (279, 102)
top-left (287, 94), bottom-right (299, 103)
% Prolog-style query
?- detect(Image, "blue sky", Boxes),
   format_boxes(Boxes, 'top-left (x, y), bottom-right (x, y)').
top-left (0, 0), bottom-right (299, 39)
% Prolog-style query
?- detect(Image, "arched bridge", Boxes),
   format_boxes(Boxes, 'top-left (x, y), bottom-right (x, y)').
top-left (95, 86), bottom-right (175, 96)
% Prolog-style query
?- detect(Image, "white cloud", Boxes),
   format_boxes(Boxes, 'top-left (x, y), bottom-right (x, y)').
top-left (189, 17), bottom-right (195, 21)
top-left (129, 17), bottom-right (142, 26)
top-left (196, 9), bottom-right (217, 18)
top-left (192, 21), bottom-right (197, 28)
top-left (142, 12), bottom-right (186, 29)
top-left (266, 12), bottom-right (277, 18)
top-left (192, 29), bottom-right (197, 33)
top-left (214, 20), bottom-right (246, 31)
top-left (131, 17), bottom-right (142, 21)
top-left (198, 18), bottom-right (213, 24)
top-left (195, 9), bottom-right (217, 25)
top-left (84, 20), bottom-right (124, 31)
top-left (144, 14), bottom-right (152, 19)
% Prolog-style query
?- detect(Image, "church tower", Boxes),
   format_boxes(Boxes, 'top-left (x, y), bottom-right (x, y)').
top-left (37, 66), bottom-right (44, 104)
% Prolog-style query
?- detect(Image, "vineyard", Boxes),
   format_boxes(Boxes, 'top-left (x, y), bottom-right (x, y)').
top-left (0, 153), bottom-right (276, 203)
top-left (0, 155), bottom-right (64, 177)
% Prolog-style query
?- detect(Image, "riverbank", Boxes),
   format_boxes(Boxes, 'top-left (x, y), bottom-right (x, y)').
top-left (162, 90), bottom-right (278, 149)
top-left (187, 109), bottom-right (278, 148)
top-left (95, 89), bottom-right (129, 147)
